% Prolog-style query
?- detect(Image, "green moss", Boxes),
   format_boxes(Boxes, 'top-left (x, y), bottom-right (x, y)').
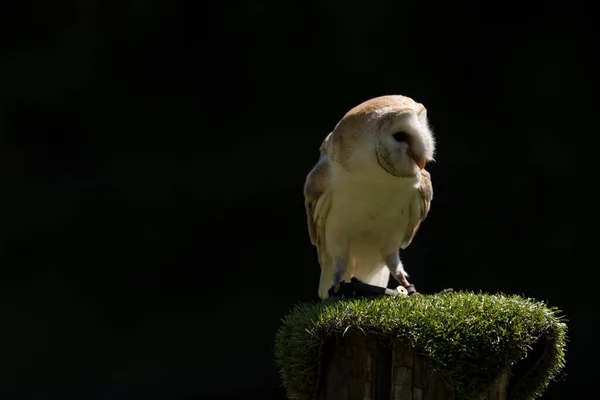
top-left (274, 292), bottom-right (567, 400)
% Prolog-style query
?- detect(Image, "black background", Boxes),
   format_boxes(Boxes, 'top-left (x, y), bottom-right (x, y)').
top-left (0, 0), bottom-right (597, 398)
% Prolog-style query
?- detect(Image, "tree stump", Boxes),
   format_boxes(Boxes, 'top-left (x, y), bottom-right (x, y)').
top-left (318, 331), bottom-right (509, 400)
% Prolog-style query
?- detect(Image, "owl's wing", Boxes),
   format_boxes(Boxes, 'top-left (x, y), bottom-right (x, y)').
top-left (400, 169), bottom-right (433, 249)
top-left (304, 134), bottom-right (332, 246)
top-left (304, 155), bottom-right (331, 248)
top-left (304, 154), bottom-right (333, 298)
top-left (304, 136), bottom-right (335, 298)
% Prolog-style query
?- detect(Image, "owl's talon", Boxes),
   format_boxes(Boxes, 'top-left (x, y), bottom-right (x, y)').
top-left (328, 281), bottom-right (345, 298)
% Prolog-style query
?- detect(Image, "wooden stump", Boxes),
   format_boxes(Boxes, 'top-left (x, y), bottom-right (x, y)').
top-left (318, 332), bottom-right (509, 400)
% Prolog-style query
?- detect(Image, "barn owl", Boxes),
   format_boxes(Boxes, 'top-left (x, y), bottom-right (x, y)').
top-left (303, 95), bottom-right (435, 299)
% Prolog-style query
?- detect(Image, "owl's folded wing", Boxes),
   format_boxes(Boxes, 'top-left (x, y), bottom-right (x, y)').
top-left (304, 156), bottom-right (330, 249)
top-left (400, 169), bottom-right (433, 249)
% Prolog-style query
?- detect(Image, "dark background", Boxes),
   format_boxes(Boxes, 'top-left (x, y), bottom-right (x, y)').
top-left (0, 0), bottom-right (597, 398)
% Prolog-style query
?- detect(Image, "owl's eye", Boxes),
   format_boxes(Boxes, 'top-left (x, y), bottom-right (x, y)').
top-left (392, 132), bottom-right (408, 142)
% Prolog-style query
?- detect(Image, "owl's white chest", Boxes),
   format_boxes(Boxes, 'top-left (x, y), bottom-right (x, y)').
top-left (325, 169), bottom-right (420, 262)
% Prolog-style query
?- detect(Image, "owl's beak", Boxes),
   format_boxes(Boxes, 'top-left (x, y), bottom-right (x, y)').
top-left (407, 148), bottom-right (426, 170)
top-left (413, 155), bottom-right (426, 170)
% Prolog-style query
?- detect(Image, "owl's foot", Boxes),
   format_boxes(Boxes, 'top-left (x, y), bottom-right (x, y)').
top-left (326, 278), bottom-right (407, 299)
top-left (327, 281), bottom-right (345, 299)
top-left (401, 283), bottom-right (419, 296)
top-left (325, 280), bottom-right (452, 301)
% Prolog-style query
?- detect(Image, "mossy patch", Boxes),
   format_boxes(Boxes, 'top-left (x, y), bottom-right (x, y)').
top-left (274, 292), bottom-right (567, 399)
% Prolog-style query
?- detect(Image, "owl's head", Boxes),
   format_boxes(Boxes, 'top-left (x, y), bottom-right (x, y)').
top-left (328, 95), bottom-right (435, 178)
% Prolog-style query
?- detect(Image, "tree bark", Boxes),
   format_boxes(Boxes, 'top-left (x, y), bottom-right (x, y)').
top-left (317, 331), bottom-right (509, 400)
